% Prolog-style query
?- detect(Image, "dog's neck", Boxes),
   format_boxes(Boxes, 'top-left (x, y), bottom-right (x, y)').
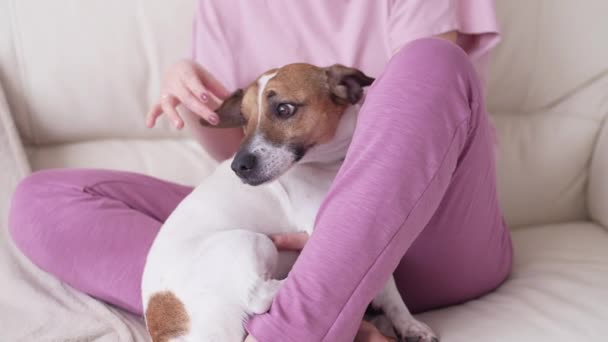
top-left (299, 104), bottom-right (360, 166)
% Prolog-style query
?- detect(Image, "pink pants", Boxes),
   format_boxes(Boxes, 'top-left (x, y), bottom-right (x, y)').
top-left (9, 39), bottom-right (512, 342)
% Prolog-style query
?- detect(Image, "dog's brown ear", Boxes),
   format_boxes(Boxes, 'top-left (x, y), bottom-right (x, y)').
top-left (200, 89), bottom-right (245, 128)
top-left (325, 64), bottom-right (375, 105)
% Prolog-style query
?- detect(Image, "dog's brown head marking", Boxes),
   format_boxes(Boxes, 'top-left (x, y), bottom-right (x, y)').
top-left (202, 63), bottom-right (374, 185)
top-left (145, 291), bottom-right (190, 342)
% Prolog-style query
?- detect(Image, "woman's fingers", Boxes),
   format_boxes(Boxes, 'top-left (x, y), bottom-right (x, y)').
top-left (204, 90), bottom-right (223, 111)
top-left (182, 74), bottom-right (224, 112)
top-left (147, 61), bottom-right (231, 129)
top-left (195, 63), bottom-right (231, 99)
top-left (146, 103), bottom-right (163, 128)
top-left (270, 232), bottom-right (310, 251)
top-left (176, 84), bottom-right (220, 125)
top-left (161, 95), bottom-right (184, 129)
top-left (183, 72), bottom-right (208, 103)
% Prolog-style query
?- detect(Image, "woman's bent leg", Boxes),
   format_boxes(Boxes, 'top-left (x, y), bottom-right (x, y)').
top-left (247, 38), bottom-right (512, 342)
top-left (8, 169), bottom-right (192, 314)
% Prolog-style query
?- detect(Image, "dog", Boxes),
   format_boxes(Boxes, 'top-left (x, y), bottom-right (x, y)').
top-left (141, 63), bottom-right (438, 342)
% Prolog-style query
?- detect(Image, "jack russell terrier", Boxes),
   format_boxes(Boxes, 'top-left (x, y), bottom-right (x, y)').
top-left (142, 63), bottom-right (438, 342)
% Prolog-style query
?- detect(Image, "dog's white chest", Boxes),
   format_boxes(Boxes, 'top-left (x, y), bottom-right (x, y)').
top-left (279, 163), bottom-right (341, 233)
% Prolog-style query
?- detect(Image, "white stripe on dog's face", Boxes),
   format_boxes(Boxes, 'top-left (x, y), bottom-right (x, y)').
top-left (234, 71), bottom-right (294, 185)
top-left (256, 72), bottom-right (277, 130)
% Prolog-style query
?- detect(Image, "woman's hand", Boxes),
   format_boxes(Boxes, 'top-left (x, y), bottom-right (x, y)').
top-left (146, 59), bottom-right (231, 129)
top-left (244, 320), bottom-right (394, 342)
top-left (354, 321), bottom-right (396, 342)
top-left (270, 232), bottom-right (310, 251)
top-left (242, 232), bottom-right (395, 342)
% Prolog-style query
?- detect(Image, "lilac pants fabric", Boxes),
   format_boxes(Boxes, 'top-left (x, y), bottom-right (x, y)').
top-left (9, 39), bottom-right (512, 341)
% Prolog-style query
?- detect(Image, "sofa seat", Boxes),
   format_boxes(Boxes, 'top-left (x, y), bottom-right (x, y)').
top-left (4, 213), bottom-right (607, 341)
top-left (420, 222), bottom-right (608, 341)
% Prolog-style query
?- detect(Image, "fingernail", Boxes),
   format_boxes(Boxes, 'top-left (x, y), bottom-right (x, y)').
top-left (207, 115), bottom-right (219, 125)
top-left (200, 93), bottom-right (209, 102)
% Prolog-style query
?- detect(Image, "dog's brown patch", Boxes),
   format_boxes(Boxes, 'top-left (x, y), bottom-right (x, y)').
top-left (211, 63), bottom-right (373, 150)
top-left (240, 64), bottom-right (348, 147)
top-left (145, 291), bottom-right (190, 342)
top-left (264, 65), bottom-right (345, 145)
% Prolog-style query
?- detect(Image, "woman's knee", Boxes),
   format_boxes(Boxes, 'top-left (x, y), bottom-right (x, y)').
top-left (8, 170), bottom-right (78, 260)
top-left (388, 38), bottom-right (476, 82)
top-left (375, 38), bottom-right (480, 106)
top-left (361, 38), bottom-right (481, 132)
top-left (358, 38), bottom-right (482, 132)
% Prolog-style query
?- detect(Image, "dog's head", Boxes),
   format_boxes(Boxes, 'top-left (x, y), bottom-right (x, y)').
top-left (201, 63), bottom-right (374, 185)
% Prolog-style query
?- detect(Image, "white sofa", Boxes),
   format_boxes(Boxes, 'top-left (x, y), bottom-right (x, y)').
top-left (1, 1), bottom-right (607, 341)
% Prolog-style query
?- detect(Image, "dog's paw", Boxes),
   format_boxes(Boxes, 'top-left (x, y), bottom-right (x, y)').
top-left (393, 318), bottom-right (438, 342)
top-left (246, 279), bottom-right (282, 314)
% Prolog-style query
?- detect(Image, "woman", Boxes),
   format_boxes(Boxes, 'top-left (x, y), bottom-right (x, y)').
top-left (9, 1), bottom-right (512, 341)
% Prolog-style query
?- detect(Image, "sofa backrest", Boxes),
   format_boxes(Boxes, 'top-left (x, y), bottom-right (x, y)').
top-left (0, 0), bottom-right (195, 145)
top-left (1, 0), bottom-right (607, 228)
top-left (487, 1), bottom-right (608, 227)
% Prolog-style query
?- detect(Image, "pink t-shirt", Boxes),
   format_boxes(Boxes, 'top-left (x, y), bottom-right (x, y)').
top-left (192, 0), bottom-right (500, 90)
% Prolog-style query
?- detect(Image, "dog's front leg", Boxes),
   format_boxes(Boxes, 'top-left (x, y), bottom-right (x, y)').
top-left (246, 278), bottom-right (283, 314)
top-left (372, 276), bottom-right (439, 342)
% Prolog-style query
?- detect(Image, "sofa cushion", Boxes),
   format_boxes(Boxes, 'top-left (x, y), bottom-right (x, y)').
top-left (491, 71), bottom-right (608, 227)
top-left (0, 0), bottom-right (196, 145)
top-left (26, 138), bottom-right (217, 187)
top-left (487, 0), bottom-right (608, 227)
top-left (418, 222), bottom-right (608, 341)
top-left (487, 1), bottom-right (608, 113)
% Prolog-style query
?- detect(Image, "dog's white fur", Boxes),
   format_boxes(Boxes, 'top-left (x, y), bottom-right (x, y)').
top-left (142, 73), bottom-right (437, 342)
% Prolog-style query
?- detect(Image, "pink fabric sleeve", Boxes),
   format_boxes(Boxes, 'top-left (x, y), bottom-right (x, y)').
top-left (388, 0), bottom-right (500, 59)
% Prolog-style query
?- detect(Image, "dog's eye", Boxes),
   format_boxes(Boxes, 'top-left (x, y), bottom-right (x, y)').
top-left (275, 103), bottom-right (297, 118)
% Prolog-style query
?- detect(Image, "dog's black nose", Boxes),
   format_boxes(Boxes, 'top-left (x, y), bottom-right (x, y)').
top-left (231, 153), bottom-right (257, 175)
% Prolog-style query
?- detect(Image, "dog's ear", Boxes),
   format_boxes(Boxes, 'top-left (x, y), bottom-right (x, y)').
top-left (325, 64), bottom-right (375, 105)
top-left (200, 89), bottom-right (245, 128)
